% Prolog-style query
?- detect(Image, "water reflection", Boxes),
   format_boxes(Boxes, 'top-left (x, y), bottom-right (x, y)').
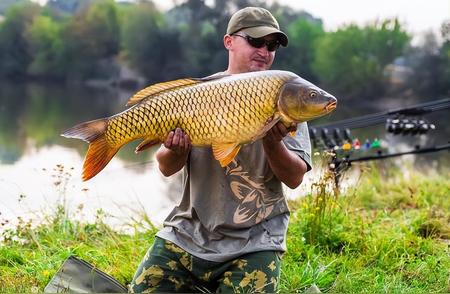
top-left (0, 80), bottom-right (139, 164)
top-left (0, 81), bottom-right (180, 230)
top-left (0, 143), bottom-right (178, 231)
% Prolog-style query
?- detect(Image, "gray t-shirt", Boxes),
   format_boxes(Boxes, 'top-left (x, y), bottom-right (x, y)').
top-left (156, 123), bottom-right (312, 262)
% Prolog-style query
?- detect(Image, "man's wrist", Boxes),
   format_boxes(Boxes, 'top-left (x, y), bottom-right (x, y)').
top-left (263, 138), bottom-right (285, 156)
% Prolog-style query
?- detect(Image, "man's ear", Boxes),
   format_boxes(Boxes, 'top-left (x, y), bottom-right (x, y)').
top-left (224, 34), bottom-right (232, 50)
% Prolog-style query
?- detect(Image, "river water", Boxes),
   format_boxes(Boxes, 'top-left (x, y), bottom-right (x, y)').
top-left (0, 81), bottom-right (448, 232)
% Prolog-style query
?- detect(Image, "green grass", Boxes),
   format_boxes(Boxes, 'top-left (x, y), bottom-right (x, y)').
top-left (1, 163), bottom-right (449, 292)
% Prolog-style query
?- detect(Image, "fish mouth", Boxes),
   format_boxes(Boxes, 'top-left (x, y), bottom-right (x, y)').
top-left (325, 100), bottom-right (337, 112)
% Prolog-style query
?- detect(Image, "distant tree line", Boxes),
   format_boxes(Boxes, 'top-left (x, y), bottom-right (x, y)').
top-left (0, 0), bottom-right (449, 101)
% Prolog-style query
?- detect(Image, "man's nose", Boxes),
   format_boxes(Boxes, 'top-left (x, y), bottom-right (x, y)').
top-left (257, 45), bottom-right (270, 56)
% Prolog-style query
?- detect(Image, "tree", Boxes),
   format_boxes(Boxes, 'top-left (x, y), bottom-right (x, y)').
top-left (275, 17), bottom-right (324, 83)
top-left (406, 22), bottom-right (450, 98)
top-left (0, 2), bottom-right (41, 79)
top-left (166, 0), bottom-right (223, 77)
top-left (313, 19), bottom-right (410, 100)
top-left (121, 1), bottom-right (185, 82)
top-left (59, 0), bottom-right (120, 80)
top-left (0, 0), bottom-right (29, 15)
top-left (25, 15), bottom-right (64, 79)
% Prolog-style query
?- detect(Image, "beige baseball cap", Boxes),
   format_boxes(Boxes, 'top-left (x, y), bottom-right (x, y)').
top-left (226, 7), bottom-right (288, 47)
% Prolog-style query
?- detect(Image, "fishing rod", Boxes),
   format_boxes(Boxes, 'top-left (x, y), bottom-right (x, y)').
top-left (335, 143), bottom-right (450, 164)
top-left (308, 97), bottom-right (450, 150)
top-left (308, 98), bottom-right (450, 186)
top-left (328, 142), bottom-right (450, 187)
top-left (310, 97), bottom-right (450, 132)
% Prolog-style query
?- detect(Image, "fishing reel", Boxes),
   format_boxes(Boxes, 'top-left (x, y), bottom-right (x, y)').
top-left (310, 127), bottom-right (350, 149)
top-left (309, 98), bottom-right (450, 188)
top-left (385, 116), bottom-right (435, 135)
top-left (310, 127), bottom-right (368, 151)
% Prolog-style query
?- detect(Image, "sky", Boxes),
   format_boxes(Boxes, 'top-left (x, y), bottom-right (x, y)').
top-left (274, 0), bottom-right (449, 36)
top-left (155, 0), bottom-right (449, 38)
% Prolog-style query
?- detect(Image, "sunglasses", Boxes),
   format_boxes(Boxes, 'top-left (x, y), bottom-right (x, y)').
top-left (232, 34), bottom-right (280, 52)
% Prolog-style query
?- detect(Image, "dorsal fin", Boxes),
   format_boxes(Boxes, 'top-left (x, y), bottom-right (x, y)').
top-left (126, 74), bottom-right (229, 107)
top-left (126, 78), bottom-right (200, 106)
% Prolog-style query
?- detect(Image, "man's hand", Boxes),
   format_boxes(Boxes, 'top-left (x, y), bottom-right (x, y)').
top-left (164, 128), bottom-right (191, 156)
top-left (263, 121), bottom-right (297, 144)
top-left (262, 121), bottom-right (307, 189)
top-left (156, 128), bottom-right (191, 177)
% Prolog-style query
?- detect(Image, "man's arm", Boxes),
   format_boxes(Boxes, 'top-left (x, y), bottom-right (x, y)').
top-left (262, 122), bottom-right (308, 189)
top-left (156, 128), bottom-right (191, 177)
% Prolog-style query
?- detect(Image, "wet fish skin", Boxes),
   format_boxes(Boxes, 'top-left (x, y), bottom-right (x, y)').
top-left (62, 70), bottom-right (337, 181)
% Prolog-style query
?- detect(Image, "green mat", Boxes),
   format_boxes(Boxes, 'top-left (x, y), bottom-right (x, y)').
top-left (44, 256), bottom-right (128, 293)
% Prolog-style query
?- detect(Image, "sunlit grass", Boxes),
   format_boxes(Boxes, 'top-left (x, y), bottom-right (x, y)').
top-left (0, 162), bottom-right (449, 292)
top-left (0, 204), bottom-right (157, 292)
top-left (280, 163), bottom-right (450, 292)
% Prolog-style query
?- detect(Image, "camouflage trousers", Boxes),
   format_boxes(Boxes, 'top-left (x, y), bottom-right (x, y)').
top-left (130, 237), bottom-right (281, 293)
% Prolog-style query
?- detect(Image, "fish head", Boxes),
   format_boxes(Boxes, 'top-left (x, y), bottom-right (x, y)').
top-left (278, 77), bottom-right (337, 122)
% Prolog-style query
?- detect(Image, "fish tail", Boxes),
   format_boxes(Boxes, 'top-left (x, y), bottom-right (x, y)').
top-left (61, 118), bottom-right (119, 181)
top-left (82, 133), bottom-right (120, 181)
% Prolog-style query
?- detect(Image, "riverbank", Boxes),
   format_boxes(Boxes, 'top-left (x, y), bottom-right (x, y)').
top-left (0, 166), bottom-right (449, 292)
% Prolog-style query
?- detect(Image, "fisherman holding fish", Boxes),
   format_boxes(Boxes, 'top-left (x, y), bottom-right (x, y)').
top-left (128, 7), bottom-right (332, 293)
top-left (62, 5), bottom-right (336, 292)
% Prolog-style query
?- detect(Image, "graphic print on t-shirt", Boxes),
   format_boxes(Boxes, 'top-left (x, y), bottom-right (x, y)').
top-left (225, 159), bottom-right (284, 225)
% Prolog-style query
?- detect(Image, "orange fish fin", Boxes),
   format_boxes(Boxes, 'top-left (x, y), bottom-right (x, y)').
top-left (212, 143), bottom-right (241, 167)
top-left (82, 134), bottom-right (120, 181)
top-left (126, 78), bottom-right (201, 106)
top-left (250, 115), bottom-right (281, 142)
top-left (289, 130), bottom-right (297, 137)
top-left (61, 118), bottom-right (119, 181)
top-left (135, 138), bottom-right (160, 153)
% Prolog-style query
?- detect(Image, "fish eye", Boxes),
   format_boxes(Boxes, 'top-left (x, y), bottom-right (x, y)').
top-left (309, 91), bottom-right (317, 98)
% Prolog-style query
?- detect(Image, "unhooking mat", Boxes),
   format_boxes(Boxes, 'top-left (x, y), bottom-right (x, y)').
top-left (44, 255), bottom-right (128, 293)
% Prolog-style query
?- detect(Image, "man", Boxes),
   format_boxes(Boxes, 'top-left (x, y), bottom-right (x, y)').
top-left (130, 7), bottom-right (312, 293)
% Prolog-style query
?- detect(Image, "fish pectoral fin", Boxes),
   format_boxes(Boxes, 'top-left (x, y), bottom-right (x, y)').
top-left (212, 142), bottom-right (241, 167)
top-left (250, 115), bottom-right (282, 143)
top-left (135, 138), bottom-right (160, 153)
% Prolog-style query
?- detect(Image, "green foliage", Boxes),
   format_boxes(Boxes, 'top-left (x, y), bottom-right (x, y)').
top-left (0, 0), bottom-right (30, 15)
top-left (0, 2), bottom-right (41, 78)
top-left (276, 18), bottom-right (324, 83)
top-left (0, 206), bottom-right (156, 291)
top-left (120, 2), bottom-right (185, 82)
top-left (281, 166), bottom-right (450, 292)
top-left (58, 0), bottom-right (120, 80)
top-left (313, 19), bottom-right (410, 99)
top-left (406, 25), bottom-right (450, 98)
top-left (82, 0), bottom-right (120, 57)
top-left (25, 15), bottom-right (64, 78)
top-left (0, 1), bottom-right (449, 101)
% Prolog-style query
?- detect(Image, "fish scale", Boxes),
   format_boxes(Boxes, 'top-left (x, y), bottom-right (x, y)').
top-left (132, 76), bottom-right (269, 145)
top-left (62, 70), bottom-right (337, 180)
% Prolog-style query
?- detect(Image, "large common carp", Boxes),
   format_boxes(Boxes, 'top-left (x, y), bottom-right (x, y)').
top-left (62, 70), bottom-right (337, 181)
